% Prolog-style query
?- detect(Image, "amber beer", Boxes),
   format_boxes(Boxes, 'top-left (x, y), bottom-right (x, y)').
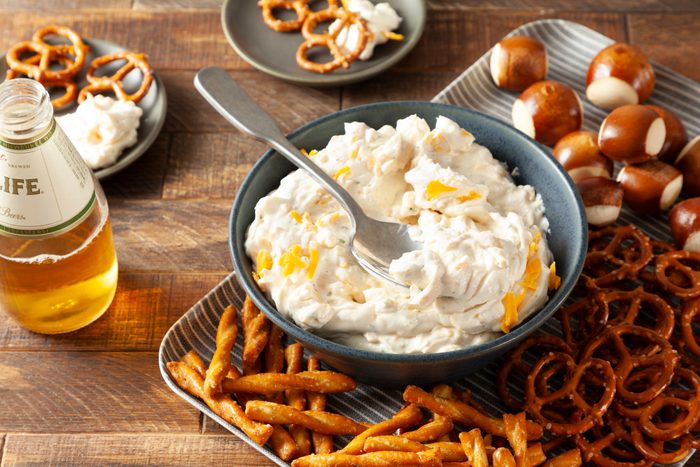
top-left (0, 79), bottom-right (118, 334)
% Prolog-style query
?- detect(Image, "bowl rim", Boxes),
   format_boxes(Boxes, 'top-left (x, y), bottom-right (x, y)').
top-left (230, 100), bottom-right (587, 363)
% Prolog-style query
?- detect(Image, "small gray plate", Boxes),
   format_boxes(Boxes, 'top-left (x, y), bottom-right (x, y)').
top-left (1, 38), bottom-right (167, 180)
top-left (221, 0), bottom-right (426, 87)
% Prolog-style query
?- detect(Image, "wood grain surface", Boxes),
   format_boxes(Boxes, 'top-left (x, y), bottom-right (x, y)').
top-left (0, 1), bottom-right (698, 466)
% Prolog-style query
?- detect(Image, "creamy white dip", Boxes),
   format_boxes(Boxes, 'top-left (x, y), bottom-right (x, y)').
top-left (245, 115), bottom-right (556, 354)
top-left (58, 94), bottom-right (142, 169)
top-left (332, 0), bottom-right (402, 61)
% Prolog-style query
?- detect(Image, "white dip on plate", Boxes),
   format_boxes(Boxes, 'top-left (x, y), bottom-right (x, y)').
top-left (245, 115), bottom-right (556, 354)
top-left (58, 94), bottom-right (142, 169)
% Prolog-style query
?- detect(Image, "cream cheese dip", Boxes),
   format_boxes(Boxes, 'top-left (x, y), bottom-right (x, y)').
top-left (58, 94), bottom-right (142, 169)
top-left (245, 115), bottom-right (558, 354)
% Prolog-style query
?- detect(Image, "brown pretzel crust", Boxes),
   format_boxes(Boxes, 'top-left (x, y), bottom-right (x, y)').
top-left (79, 51), bottom-right (154, 103)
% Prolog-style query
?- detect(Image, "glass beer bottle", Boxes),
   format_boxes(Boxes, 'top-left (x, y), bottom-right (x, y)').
top-left (0, 78), bottom-right (118, 334)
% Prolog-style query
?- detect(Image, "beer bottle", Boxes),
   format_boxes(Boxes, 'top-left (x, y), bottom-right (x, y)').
top-left (0, 78), bottom-right (118, 334)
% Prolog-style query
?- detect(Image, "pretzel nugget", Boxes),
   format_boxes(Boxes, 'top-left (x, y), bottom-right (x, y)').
top-left (245, 400), bottom-right (367, 435)
top-left (542, 449), bottom-right (582, 467)
top-left (403, 386), bottom-right (543, 440)
top-left (459, 429), bottom-right (489, 467)
top-left (400, 415), bottom-right (453, 442)
top-left (242, 296), bottom-right (271, 374)
top-left (222, 370), bottom-right (356, 394)
top-left (503, 413), bottom-right (531, 467)
top-left (180, 350), bottom-right (207, 378)
top-left (204, 304), bottom-right (238, 395)
top-left (285, 343), bottom-right (312, 457)
top-left (307, 356), bottom-right (333, 454)
top-left (166, 361), bottom-right (273, 445)
top-left (291, 449), bottom-right (442, 467)
top-left (363, 436), bottom-right (426, 453)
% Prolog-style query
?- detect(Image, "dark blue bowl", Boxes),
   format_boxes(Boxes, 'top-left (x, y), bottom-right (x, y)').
top-left (230, 101), bottom-right (586, 388)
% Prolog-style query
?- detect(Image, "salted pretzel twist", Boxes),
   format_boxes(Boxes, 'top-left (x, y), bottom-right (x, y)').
top-left (296, 8), bottom-right (368, 74)
top-left (79, 51), bottom-right (154, 103)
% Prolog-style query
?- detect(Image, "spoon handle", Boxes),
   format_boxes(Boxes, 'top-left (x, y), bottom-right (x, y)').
top-left (194, 67), bottom-right (365, 223)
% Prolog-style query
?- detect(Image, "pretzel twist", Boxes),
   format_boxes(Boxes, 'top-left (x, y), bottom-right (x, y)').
top-left (655, 250), bottom-right (700, 299)
top-left (258, 0), bottom-right (312, 32)
top-left (296, 8), bottom-right (368, 74)
top-left (525, 353), bottom-right (616, 435)
top-left (579, 324), bottom-right (679, 404)
top-left (79, 51), bottom-right (154, 103)
top-left (584, 226), bottom-right (653, 286)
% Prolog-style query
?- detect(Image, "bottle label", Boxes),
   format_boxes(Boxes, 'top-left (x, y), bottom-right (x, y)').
top-left (0, 120), bottom-right (96, 237)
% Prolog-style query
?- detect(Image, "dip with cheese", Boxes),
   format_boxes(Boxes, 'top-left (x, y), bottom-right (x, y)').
top-left (58, 94), bottom-right (142, 169)
top-left (245, 115), bottom-right (557, 354)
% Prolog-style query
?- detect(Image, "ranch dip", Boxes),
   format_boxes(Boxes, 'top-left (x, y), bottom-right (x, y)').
top-left (245, 115), bottom-right (557, 354)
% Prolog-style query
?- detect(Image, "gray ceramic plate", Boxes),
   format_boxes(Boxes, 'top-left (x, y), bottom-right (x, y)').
top-left (221, 0), bottom-right (426, 87)
top-left (1, 38), bottom-right (167, 179)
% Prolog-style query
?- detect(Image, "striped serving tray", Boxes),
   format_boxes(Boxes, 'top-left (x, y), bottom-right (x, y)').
top-left (159, 19), bottom-right (699, 467)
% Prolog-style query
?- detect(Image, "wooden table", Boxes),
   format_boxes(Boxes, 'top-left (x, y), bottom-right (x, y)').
top-left (0, 0), bottom-right (698, 465)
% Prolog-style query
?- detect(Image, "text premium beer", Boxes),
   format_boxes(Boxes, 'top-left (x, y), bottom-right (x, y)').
top-left (0, 79), bottom-right (118, 334)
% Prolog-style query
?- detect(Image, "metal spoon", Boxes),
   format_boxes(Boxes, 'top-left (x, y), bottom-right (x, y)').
top-left (194, 67), bottom-right (421, 287)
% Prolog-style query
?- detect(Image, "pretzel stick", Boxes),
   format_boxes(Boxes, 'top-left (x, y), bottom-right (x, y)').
top-left (492, 447), bottom-right (517, 467)
top-left (404, 386), bottom-right (543, 440)
top-left (222, 371), bottom-right (356, 394)
top-left (542, 449), bottom-right (581, 467)
top-left (424, 442), bottom-right (468, 462)
top-left (503, 412), bottom-right (531, 467)
top-left (340, 404), bottom-right (423, 454)
top-left (307, 356), bottom-right (334, 454)
top-left (166, 361), bottom-right (273, 445)
top-left (180, 350), bottom-right (207, 378)
top-left (286, 344), bottom-right (312, 457)
top-left (204, 304), bottom-right (238, 395)
top-left (265, 324), bottom-right (286, 405)
top-left (362, 436), bottom-right (425, 453)
top-left (291, 448), bottom-right (442, 467)
top-left (430, 385), bottom-right (455, 442)
top-left (269, 425), bottom-right (299, 461)
top-left (400, 415), bottom-right (453, 442)
top-left (245, 400), bottom-right (367, 435)
top-left (459, 429), bottom-right (489, 467)
top-left (242, 296), bottom-right (271, 375)
top-left (422, 442), bottom-right (547, 464)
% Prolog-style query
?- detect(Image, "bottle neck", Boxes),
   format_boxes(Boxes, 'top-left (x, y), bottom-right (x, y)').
top-left (0, 78), bottom-right (54, 144)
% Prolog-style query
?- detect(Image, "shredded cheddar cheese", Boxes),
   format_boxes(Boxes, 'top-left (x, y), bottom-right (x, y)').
top-left (290, 210), bottom-right (303, 224)
top-left (307, 248), bottom-right (319, 279)
top-left (279, 245), bottom-right (307, 277)
top-left (256, 249), bottom-right (273, 274)
top-left (426, 180), bottom-right (457, 200)
top-left (383, 31), bottom-right (404, 41)
top-left (549, 262), bottom-right (561, 290)
top-left (350, 147), bottom-right (359, 159)
top-left (501, 291), bottom-right (525, 333)
top-left (334, 166), bottom-right (351, 181)
top-left (457, 192), bottom-right (482, 202)
top-left (521, 232), bottom-right (542, 291)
